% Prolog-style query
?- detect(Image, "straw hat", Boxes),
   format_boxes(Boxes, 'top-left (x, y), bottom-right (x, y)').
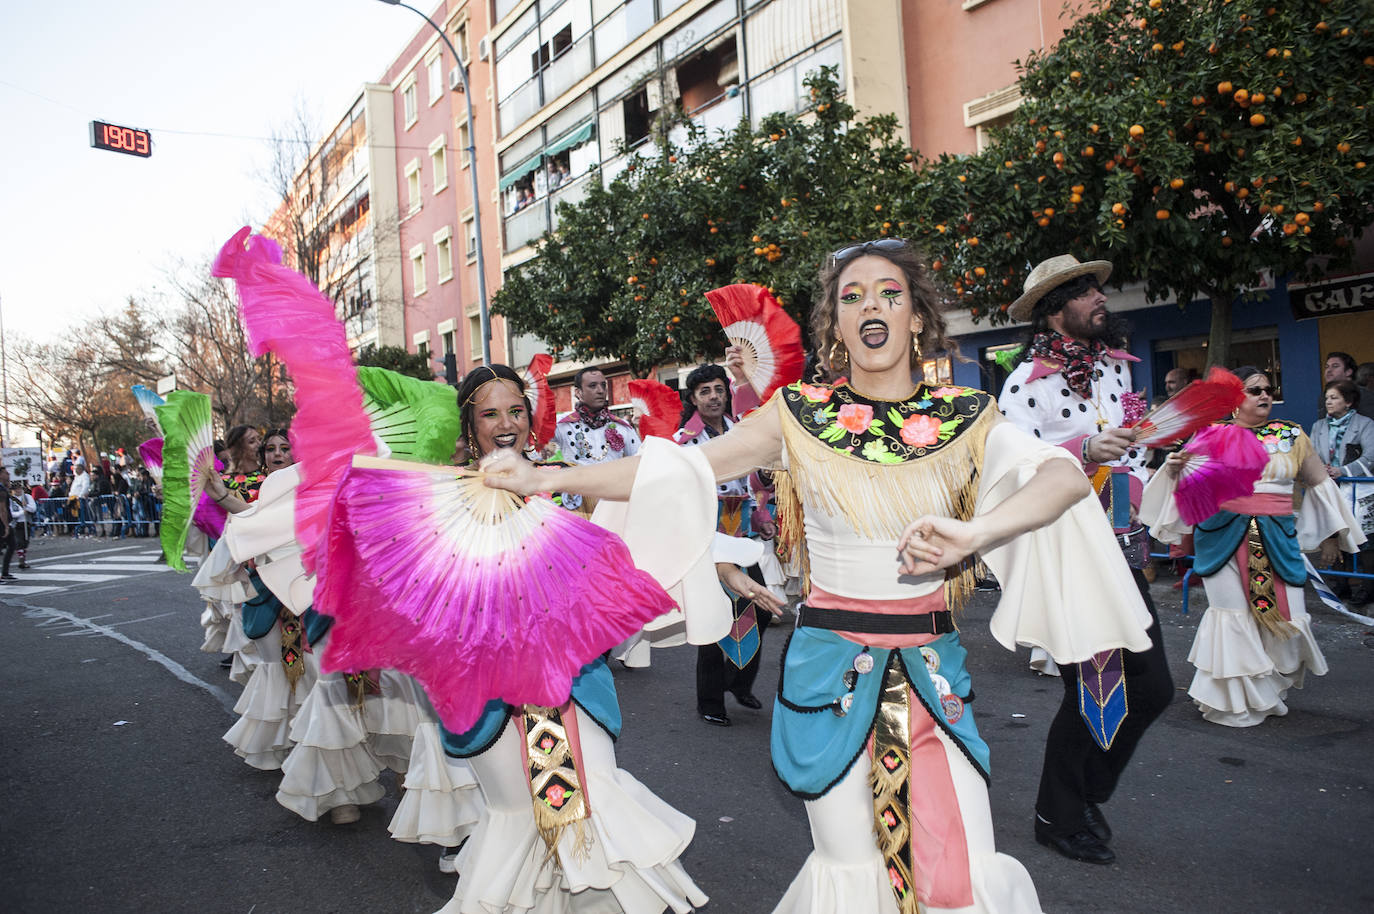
top-left (1008, 254), bottom-right (1113, 321)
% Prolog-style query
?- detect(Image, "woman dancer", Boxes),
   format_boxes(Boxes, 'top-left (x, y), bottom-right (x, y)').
top-left (485, 239), bottom-right (1152, 914)
top-left (1142, 368), bottom-right (1364, 726)
top-left (430, 364), bottom-right (714, 914)
top-left (208, 428), bottom-right (322, 769)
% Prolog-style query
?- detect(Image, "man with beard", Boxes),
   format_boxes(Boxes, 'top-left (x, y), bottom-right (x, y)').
top-left (676, 362), bottom-right (776, 727)
top-left (999, 255), bottom-right (1174, 865)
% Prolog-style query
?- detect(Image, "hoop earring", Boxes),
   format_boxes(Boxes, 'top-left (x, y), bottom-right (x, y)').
top-left (829, 338), bottom-right (849, 371)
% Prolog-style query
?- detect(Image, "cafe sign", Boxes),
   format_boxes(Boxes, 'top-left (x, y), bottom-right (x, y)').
top-left (1288, 272), bottom-right (1374, 321)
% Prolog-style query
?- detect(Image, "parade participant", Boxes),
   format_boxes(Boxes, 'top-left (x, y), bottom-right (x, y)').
top-left (997, 254), bottom-right (1173, 866)
top-left (203, 428), bottom-right (320, 770)
top-left (434, 364), bottom-right (711, 914)
top-left (202, 426), bottom-right (270, 676)
top-left (1142, 368), bottom-right (1364, 726)
top-left (676, 360), bottom-right (777, 726)
top-left (485, 238), bottom-right (1153, 914)
top-left (553, 366), bottom-right (648, 666)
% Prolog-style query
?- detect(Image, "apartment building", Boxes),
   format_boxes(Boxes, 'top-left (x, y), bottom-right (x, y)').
top-left (268, 86), bottom-right (405, 355)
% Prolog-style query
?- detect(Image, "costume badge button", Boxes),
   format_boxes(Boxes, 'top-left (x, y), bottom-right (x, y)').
top-left (834, 692), bottom-right (855, 717)
top-left (940, 694), bottom-right (964, 724)
top-left (920, 646), bottom-right (940, 674)
top-left (853, 651), bottom-right (875, 675)
top-left (930, 672), bottom-right (952, 697)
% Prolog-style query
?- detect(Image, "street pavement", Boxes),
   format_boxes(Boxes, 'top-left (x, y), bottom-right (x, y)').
top-left (2, 532), bottom-right (1371, 913)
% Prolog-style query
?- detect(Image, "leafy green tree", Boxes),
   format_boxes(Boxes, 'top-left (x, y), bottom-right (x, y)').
top-left (907, 0), bottom-right (1374, 367)
top-left (493, 69), bottom-right (919, 375)
top-left (356, 344), bottom-right (434, 381)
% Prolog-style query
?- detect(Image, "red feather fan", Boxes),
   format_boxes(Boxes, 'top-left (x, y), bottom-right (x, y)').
top-left (521, 353), bottom-right (557, 449)
top-left (705, 283), bottom-right (806, 403)
top-left (628, 379), bottom-right (683, 440)
top-left (1129, 366), bottom-right (1245, 448)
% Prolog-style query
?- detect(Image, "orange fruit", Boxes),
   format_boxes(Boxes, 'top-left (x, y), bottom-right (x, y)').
top-left (1251, 92), bottom-right (1266, 104)
top-left (1071, 184), bottom-right (1085, 194)
top-left (1233, 88), bottom-right (1250, 104)
top-left (1295, 212), bottom-right (1310, 225)
top-left (1155, 209), bottom-right (1170, 220)
top-left (1250, 113), bottom-right (1266, 126)
top-left (1218, 81), bottom-right (1233, 94)
top-left (1037, 217), bottom-right (1050, 227)
top-left (1282, 223), bottom-right (1297, 235)
top-left (1222, 236), bottom-right (1233, 247)
top-left (1337, 141), bottom-right (1352, 153)
top-left (1170, 178), bottom-right (1184, 189)
top-left (1129, 124), bottom-right (1145, 138)
top-left (1111, 202), bottom-right (1126, 215)
top-left (1083, 145), bottom-right (1096, 157)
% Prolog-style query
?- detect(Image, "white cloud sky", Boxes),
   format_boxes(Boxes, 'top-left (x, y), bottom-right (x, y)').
top-left (0, 0), bottom-right (427, 346)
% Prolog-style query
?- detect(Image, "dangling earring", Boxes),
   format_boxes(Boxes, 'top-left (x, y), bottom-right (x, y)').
top-left (829, 337), bottom-right (849, 371)
top-left (912, 336), bottom-right (923, 363)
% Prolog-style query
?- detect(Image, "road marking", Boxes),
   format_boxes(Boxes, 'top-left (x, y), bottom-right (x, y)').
top-left (0, 585), bottom-right (60, 595)
top-left (95, 554), bottom-right (162, 562)
top-left (26, 544), bottom-right (149, 563)
top-left (8, 572), bottom-right (126, 583)
top-left (35, 563), bottom-right (171, 572)
top-left (23, 606), bottom-right (235, 713)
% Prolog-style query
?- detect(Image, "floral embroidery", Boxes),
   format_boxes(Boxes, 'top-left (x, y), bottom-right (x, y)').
top-left (604, 424), bottom-right (625, 452)
top-left (782, 381), bottom-right (991, 463)
top-left (836, 403), bottom-right (874, 433)
top-left (900, 413), bottom-right (941, 447)
top-left (544, 784), bottom-right (567, 808)
top-left (1242, 419), bottom-right (1300, 455)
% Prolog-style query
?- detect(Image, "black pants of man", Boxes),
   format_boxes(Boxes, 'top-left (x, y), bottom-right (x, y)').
top-left (1035, 568), bottom-right (1174, 836)
top-left (697, 564), bottom-right (772, 717)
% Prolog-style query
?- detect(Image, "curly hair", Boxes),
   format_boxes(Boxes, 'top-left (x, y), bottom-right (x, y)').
top-left (812, 239), bottom-right (954, 378)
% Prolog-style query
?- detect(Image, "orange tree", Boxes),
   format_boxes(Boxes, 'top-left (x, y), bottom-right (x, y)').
top-left (906, 0), bottom-right (1374, 367)
top-left (493, 69), bottom-right (917, 375)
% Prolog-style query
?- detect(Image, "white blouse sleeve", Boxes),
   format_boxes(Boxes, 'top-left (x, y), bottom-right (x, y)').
top-left (220, 465), bottom-right (314, 615)
top-left (976, 422), bottom-right (1154, 663)
top-left (1139, 467), bottom-right (1191, 544)
top-left (589, 437), bottom-right (732, 646)
top-left (1297, 476), bottom-right (1367, 553)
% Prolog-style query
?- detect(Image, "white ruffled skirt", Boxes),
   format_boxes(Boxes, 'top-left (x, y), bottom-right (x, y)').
top-left (221, 604), bottom-right (263, 686)
top-left (773, 727), bottom-right (1042, 914)
top-left (434, 706), bottom-right (708, 914)
top-left (1189, 560), bottom-right (1329, 727)
top-left (389, 722), bottom-right (484, 847)
top-left (199, 601), bottom-right (230, 655)
top-left (276, 669), bottom-right (437, 820)
top-left (222, 621), bottom-right (318, 770)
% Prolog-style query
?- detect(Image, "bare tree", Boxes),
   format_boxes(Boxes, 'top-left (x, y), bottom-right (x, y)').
top-left (5, 335), bottom-right (144, 457)
top-left (90, 296), bottom-right (168, 385)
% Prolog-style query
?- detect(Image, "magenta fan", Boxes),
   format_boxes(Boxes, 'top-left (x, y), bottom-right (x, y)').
top-left (1129, 366), bottom-right (1245, 448)
top-left (706, 283), bottom-right (805, 403)
top-left (313, 456), bottom-right (678, 733)
top-left (1174, 424), bottom-right (1270, 525)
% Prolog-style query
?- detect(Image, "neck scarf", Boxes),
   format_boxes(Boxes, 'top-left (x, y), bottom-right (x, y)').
top-left (1028, 331), bottom-right (1108, 399)
top-left (575, 402), bottom-right (614, 429)
top-left (1327, 408), bottom-right (1353, 465)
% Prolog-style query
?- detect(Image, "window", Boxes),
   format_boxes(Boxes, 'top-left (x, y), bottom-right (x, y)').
top-left (469, 313), bottom-right (483, 358)
top-left (452, 20), bottom-right (470, 65)
top-left (405, 159), bottom-right (421, 213)
top-left (402, 77), bottom-right (418, 127)
top-left (442, 329), bottom-right (456, 357)
top-left (623, 86), bottom-right (652, 147)
top-left (456, 119), bottom-right (471, 168)
top-left (463, 215), bottom-right (477, 260)
top-left (410, 243), bottom-right (427, 294)
top-left (427, 54), bottom-right (444, 104)
top-left (430, 136), bottom-right (448, 192)
top-left (964, 85), bottom-right (1021, 152)
top-left (413, 330), bottom-right (431, 364)
top-left (1153, 328), bottom-right (1284, 401)
top-left (435, 227), bottom-right (453, 282)
top-left (532, 24), bottom-right (573, 71)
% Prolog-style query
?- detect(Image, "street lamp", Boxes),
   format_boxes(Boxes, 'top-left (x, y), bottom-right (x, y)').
top-left (376, 0), bottom-right (492, 366)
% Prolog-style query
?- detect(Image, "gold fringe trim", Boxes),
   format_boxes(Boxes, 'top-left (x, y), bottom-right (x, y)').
top-left (280, 615), bottom-right (304, 694)
top-left (779, 407), bottom-right (993, 613)
top-left (523, 705), bottom-right (591, 867)
top-left (1245, 520), bottom-right (1298, 640)
top-left (772, 469), bottom-right (810, 600)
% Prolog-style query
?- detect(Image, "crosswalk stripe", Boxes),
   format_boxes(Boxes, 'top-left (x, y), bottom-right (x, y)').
top-left (7, 572), bottom-right (126, 583)
top-left (36, 563), bottom-right (171, 572)
top-left (0, 585), bottom-right (61, 595)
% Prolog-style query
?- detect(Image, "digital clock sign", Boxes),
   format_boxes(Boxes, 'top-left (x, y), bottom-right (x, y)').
top-left (90, 120), bottom-right (152, 158)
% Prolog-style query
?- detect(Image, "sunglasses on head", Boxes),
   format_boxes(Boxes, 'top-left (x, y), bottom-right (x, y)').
top-left (830, 238), bottom-right (906, 265)
top-left (1245, 385), bottom-right (1275, 397)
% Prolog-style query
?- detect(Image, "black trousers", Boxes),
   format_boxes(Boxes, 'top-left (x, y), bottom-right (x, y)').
top-left (696, 564), bottom-right (772, 716)
top-left (1035, 568), bottom-right (1173, 835)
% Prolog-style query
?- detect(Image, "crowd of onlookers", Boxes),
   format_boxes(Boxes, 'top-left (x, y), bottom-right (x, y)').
top-left (20, 448), bottom-right (162, 540)
top-left (1313, 352), bottom-right (1374, 607)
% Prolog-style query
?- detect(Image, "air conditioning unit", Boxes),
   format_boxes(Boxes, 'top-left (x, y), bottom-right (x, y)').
top-left (449, 66), bottom-right (465, 91)
top-left (478, 36), bottom-right (491, 61)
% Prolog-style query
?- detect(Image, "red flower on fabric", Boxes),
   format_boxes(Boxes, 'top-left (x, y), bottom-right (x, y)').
top-left (888, 865), bottom-right (907, 894)
top-left (545, 785), bottom-right (567, 808)
top-left (538, 735), bottom-right (556, 753)
top-left (900, 413), bottom-right (941, 446)
top-left (931, 386), bottom-right (964, 398)
top-left (605, 424), bottom-right (625, 451)
top-left (798, 383), bottom-right (832, 403)
top-left (882, 809), bottom-right (898, 827)
top-left (836, 403), bottom-right (873, 433)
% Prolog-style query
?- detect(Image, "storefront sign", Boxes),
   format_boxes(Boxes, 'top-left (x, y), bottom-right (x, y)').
top-left (1289, 273), bottom-right (1374, 321)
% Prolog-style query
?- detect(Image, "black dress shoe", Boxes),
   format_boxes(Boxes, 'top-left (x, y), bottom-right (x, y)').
top-left (1083, 803), bottom-right (1112, 843)
top-left (732, 692), bottom-right (763, 710)
top-left (1035, 824), bottom-right (1115, 865)
top-left (700, 712), bottom-right (731, 727)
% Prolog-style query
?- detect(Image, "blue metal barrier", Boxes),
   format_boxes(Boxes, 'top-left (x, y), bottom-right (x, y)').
top-left (31, 495), bottom-right (161, 537)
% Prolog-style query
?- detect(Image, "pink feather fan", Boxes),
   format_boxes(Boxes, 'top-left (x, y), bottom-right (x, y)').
top-left (1174, 424), bottom-right (1270, 525)
top-left (313, 456), bottom-right (677, 733)
top-left (212, 227), bottom-right (376, 573)
top-left (628, 378), bottom-right (682, 440)
top-left (1129, 366), bottom-right (1245, 448)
